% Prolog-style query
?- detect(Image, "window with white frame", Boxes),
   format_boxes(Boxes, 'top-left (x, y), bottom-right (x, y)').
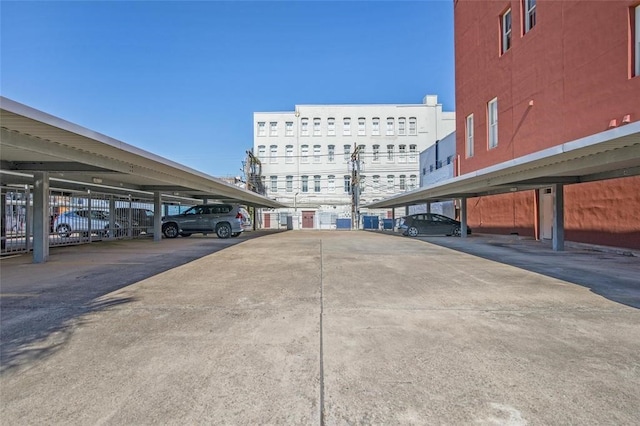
top-left (387, 144), bottom-right (394, 161)
top-left (286, 175), bottom-right (293, 192)
top-left (635, 5), bottom-right (640, 76)
top-left (301, 118), bottom-right (309, 135)
top-left (399, 175), bottom-right (406, 191)
top-left (399, 144), bottom-right (406, 163)
top-left (488, 98), bottom-right (498, 149)
top-left (502, 9), bottom-right (512, 54)
top-left (286, 145), bottom-right (294, 163)
top-left (258, 145), bottom-right (266, 159)
top-left (358, 117), bottom-right (366, 136)
top-left (258, 122), bottom-right (266, 136)
top-left (409, 117), bottom-right (417, 135)
top-left (398, 117), bottom-right (406, 135)
top-left (328, 145), bottom-right (335, 162)
top-left (313, 118), bottom-right (321, 136)
top-left (360, 175), bottom-right (365, 193)
top-left (343, 117), bottom-right (351, 135)
top-left (301, 176), bottom-right (309, 193)
top-left (372, 117), bottom-right (380, 135)
top-left (466, 114), bottom-right (474, 157)
top-left (328, 175), bottom-right (336, 192)
top-left (285, 121), bottom-right (293, 136)
top-left (409, 175), bottom-right (417, 190)
top-left (372, 144), bottom-right (380, 162)
top-left (269, 122), bottom-right (277, 136)
top-left (328, 117), bottom-right (335, 136)
top-left (270, 145), bottom-right (277, 163)
top-left (358, 144), bottom-right (365, 160)
top-left (313, 145), bottom-right (321, 163)
top-left (314, 175), bottom-right (321, 192)
top-left (387, 175), bottom-right (394, 191)
top-left (409, 144), bottom-right (417, 162)
top-left (524, 0), bottom-right (536, 33)
top-left (386, 117), bottom-right (394, 135)
top-left (344, 175), bottom-right (351, 193)
top-left (270, 176), bottom-right (278, 192)
top-left (301, 144), bottom-right (309, 162)
top-left (372, 175), bottom-right (380, 189)
top-left (344, 144), bottom-right (351, 160)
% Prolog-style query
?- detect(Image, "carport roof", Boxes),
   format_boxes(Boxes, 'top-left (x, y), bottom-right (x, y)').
top-left (0, 97), bottom-right (283, 208)
top-left (366, 121), bottom-right (640, 209)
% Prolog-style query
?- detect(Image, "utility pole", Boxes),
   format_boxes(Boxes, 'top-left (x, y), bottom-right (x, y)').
top-left (350, 143), bottom-right (361, 230)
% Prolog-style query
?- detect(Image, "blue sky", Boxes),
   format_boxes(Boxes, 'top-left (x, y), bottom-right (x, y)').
top-left (1, 1), bottom-right (455, 177)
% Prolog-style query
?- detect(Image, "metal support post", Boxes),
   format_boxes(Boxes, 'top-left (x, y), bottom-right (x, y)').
top-left (552, 184), bottom-right (565, 251)
top-left (32, 172), bottom-right (49, 263)
top-left (460, 197), bottom-right (468, 238)
top-left (153, 192), bottom-right (162, 242)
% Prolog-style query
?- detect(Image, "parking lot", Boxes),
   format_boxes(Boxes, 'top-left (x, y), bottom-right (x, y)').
top-left (1, 230), bottom-right (639, 424)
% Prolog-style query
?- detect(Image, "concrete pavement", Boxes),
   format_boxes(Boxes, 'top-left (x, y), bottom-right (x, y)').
top-left (1, 231), bottom-right (639, 424)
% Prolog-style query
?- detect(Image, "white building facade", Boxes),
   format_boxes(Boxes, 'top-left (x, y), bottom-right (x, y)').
top-left (253, 95), bottom-right (455, 229)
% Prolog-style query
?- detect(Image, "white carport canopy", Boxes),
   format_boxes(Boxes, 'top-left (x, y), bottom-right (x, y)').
top-left (1, 96), bottom-right (284, 262)
top-left (366, 121), bottom-right (640, 250)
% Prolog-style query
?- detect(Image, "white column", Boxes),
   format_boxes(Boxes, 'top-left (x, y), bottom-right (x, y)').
top-left (32, 172), bottom-right (50, 263)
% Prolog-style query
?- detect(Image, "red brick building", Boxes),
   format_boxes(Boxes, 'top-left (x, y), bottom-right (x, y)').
top-left (454, 0), bottom-right (640, 249)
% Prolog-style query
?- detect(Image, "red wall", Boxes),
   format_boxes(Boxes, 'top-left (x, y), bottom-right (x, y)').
top-left (455, 1), bottom-right (640, 249)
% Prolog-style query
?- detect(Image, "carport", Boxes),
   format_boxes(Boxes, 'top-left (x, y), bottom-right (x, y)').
top-left (366, 122), bottom-right (640, 251)
top-left (0, 97), bottom-right (283, 263)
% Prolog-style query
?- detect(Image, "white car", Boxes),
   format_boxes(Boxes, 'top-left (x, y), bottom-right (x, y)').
top-left (54, 209), bottom-right (121, 238)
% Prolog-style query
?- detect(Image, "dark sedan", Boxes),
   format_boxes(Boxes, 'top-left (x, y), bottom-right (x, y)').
top-left (402, 213), bottom-right (471, 237)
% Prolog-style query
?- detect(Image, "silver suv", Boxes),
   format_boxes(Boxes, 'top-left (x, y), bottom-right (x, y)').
top-left (161, 204), bottom-right (243, 239)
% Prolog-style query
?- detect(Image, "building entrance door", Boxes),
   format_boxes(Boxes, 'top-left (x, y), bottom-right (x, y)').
top-left (302, 211), bottom-right (315, 229)
top-left (264, 213), bottom-right (271, 228)
top-left (540, 188), bottom-right (553, 240)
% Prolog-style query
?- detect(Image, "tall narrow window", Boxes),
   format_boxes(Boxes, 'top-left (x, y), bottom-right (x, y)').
top-left (269, 122), bottom-right (278, 136)
top-left (387, 175), bottom-right (394, 191)
top-left (314, 175), bottom-right (321, 192)
top-left (372, 117), bottom-right (380, 135)
top-left (409, 175), bottom-right (417, 190)
top-left (358, 144), bottom-right (366, 159)
top-left (409, 145), bottom-right (417, 162)
top-left (488, 98), bottom-right (498, 149)
top-left (399, 175), bottom-right (406, 191)
top-left (409, 117), bottom-right (417, 135)
top-left (270, 145), bottom-right (277, 163)
top-left (258, 145), bottom-right (266, 159)
top-left (301, 118), bottom-right (309, 135)
top-left (501, 9), bottom-right (512, 54)
top-left (386, 118), bottom-right (394, 135)
top-left (398, 117), bottom-right (406, 135)
top-left (344, 144), bottom-right (351, 160)
top-left (373, 144), bottom-right (380, 162)
top-left (360, 175), bottom-right (366, 193)
top-left (387, 144), bottom-right (394, 161)
top-left (285, 121), bottom-right (293, 136)
top-left (328, 175), bottom-right (336, 192)
top-left (313, 118), bottom-right (321, 136)
top-left (328, 117), bottom-right (335, 136)
top-left (301, 144), bottom-right (309, 162)
top-left (466, 114), bottom-right (475, 157)
top-left (524, 0), bottom-right (536, 33)
top-left (635, 6), bottom-right (640, 76)
top-left (328, 144), bottom-right (335, 162)
top-left (358, 117), bottom-right (366, 135)
top-left (372, 175), bottom-right (380, 189)
top-left (286, 175), bottom-right (293, 192)
top-left (270, 176), bottom-right (278, 192)
top-left (313, 145), bottom-right (321, 163)
top-left (344, 176), bottom-right (351, 193)
top-left (257, 122), bottom-right (266, 136)
top-left (301, 176), bottom-right (309, 193)
top-left (398, 145), bottom-right (406, 163)
top-left (286, 145), bottom-right (294, 163)
top-left (343, 117), bottom-right (351, 135)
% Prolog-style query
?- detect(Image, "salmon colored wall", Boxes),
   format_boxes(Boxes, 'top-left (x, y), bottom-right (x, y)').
top-left (467, 191), bottom-right (536, 237)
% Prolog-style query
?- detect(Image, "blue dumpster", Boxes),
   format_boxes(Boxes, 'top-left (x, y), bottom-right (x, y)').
top-left (336, 218), bottom-right (351, 229)
top-left (383, 219), bottom-right (393, 230)
top-left (362, 215), bottom-right (379, 230)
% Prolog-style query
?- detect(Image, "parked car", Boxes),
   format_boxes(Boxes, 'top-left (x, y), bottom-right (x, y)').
top-left (395, 217), bottom-right (408, 233)
top-left (238, 206), bottom-right (253, 231)
top-left (402, 213), bottom-right (472, 237)
top-left (114, 208), bottom-right (155, 236)
top-left (54, 209), bottom-right (121, 238)
top-left (161, 204), bottom-right (244, 239)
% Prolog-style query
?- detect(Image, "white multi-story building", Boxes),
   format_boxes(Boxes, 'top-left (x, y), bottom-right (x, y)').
top-left (253, 95), bottom-right (455, 229)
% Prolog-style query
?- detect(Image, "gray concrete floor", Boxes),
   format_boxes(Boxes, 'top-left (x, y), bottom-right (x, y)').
top-left (1, 231), bottom-right (639, 425)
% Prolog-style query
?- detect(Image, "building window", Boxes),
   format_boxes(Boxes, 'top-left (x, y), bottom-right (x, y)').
top-left (466, 114), bottom-right (474, 158)
top-left (398, 117), bottom-right (406, 135)
top-left (313, 145), bottom-right (321, 163)
top-left (286, 145), bottom-right (294, 163)
top-left (372, 144), bottom-right (380, 162)
top-left (409, 117), bottom-right (417, 135)
top-left (398, 145), bottom-right (406, 163)
top-left (372, 175), bottom-right (380, 188)
top-left (258, 145), bottom-right (266, 159)
top-left (502, 9), bottom-right (512, 54)
top-left (301, 118), bottom-right (309, 136)
top-left (270, 145), bottom-right (277, 163)
top-left (343, 117), bottom-right (351, 135)
top-left (257, 122), bottom-right (266, 136)
top-left (314, 175), bottom-right (321, 192)
top-left (360, 175), bottom-right (366, 193)
top-left (523, 0), bottom-right (536, 34)
top-left (386, 117), bottom-right (394, 135)
top-left (409, 144), bottom-right (417, 162)
top-left (358, 117), bottom-right (366, 136)
top-left (372, 117), bottom-right (380, 135)
top-left (344, 144), bottom-right (351, 161)
top-left (269, 121), bottom-right (278, 136)
top-left (409, 175), bottom-right (417, 190)
top-left (399, 175), bottom-right (406, 191)
top-left (328, 175), bottom-right (336, 192)
top-left (270, 176), bottom-right (278, 192)
top-left (387, 144), bottom-right (394, 161)
top-left (301, 144), bottom-right (309, 162)
top-left (286, 175), bottom-right (293, 192)
top-left (344, 175), bottom-right (351, 193)
top-left (328, 117), bottom-right (335, 136)
top-left (285, 121), bottom-right (293, 136)
top-left (387, 175), bottom-right (394, 191)
top-left (301, 176), bottom-right (309, 193)
top-left (488, 98), bottom-right (498, 149)
top-left (313, 118), bottom-right (321, 136)
top-left (634, 5), bottom-right (640, 77)
top-left (358, 144), bottom-right (366, 159)
top-left (328, 145), bottom-right (335, 162)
